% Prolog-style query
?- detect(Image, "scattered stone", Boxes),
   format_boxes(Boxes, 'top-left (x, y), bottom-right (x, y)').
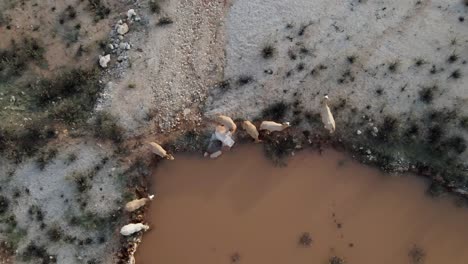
top-left (119, 42), bottom-right (131, 50)
top-left (127, 9), bottom-right (137, 20)
top-left (108, 44), bottom-right (114, 50)
top-left (117, 23), bottom-right (129, 35)
top-left (99, 54), bottom-right (111, 68)
top-left (356, 130), bottom-right (362, 135)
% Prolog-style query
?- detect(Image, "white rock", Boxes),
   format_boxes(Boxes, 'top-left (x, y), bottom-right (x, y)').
top-left (99, 54), bottom-right (111, 68)
top-left (356, 130), bottom-right (362, 135)
top-left (127, 9), bottom-right (137, 19)
top-left (108, 44), bottom-right (114, 50)
top-left (117, 23), bottom-right (129, 35)
top-left (119, 42), bottom-right (131, 50)
top-left (373, 127), bottom-right (379, 133)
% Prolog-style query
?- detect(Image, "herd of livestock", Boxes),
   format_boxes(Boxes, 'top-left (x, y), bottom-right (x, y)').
top-left (119, 95), bottom-right (336, 242)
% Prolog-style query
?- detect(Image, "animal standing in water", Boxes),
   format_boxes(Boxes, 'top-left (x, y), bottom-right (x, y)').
top-left (242, 120), bottom-right (261, 142)
top-left (148, 142), bottom-right (174, 160)
top-left (321, 95), bottom-right (335, 133)
top-left (125, 195), bottom-right (155, 212)
top-left (216, 115), bottom-right (237, 133)
top-left (259, 121), bottom-right (290, 132)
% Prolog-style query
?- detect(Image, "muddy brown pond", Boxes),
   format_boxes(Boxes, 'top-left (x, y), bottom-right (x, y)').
top-left (136, 145), bottom-right (468, 264)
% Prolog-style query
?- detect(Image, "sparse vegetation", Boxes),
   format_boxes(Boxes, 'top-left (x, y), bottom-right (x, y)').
top-left (0, 38), bottom-right (45, 82)
top-left (88, 0), bottom-right (111, 21)
top-left (261, 102), bottom-right (289, 121)
top-left (262, 45), bottom-right (275, 59)
top-left (0, 196), bottom-right (9, 215)
top-left (298, 232), bottom-right (312, 246)
top-left (418, 86), bottom-right (436, 103)
top-left (263, 134), bottom-right (295, 166)
top-left (36, 148), bottom-right (58, 170)
top-left (347, 55), bottom-right (357, 64)
top-left (237, 75), bottom-right (253, 86)
top-left (22, 242), bottom-right (55, 263)
top-left (71, 170), bottom-right (95, 193)
top-left (157, 17), bottom-right (174, 26)
top-left (449, 69), bottom-right (461, 79)
top-left (47, 225), bottom-right (63, 242)
top-left (149, 0), bottom-right (162, 14)
top-left (409, 245), bottom-right (425, 264)
top-left (388, 60), bottom-right (399, 72)
top-left (448, 53), bottom-right (459, 63)
top-left (93, 112), bottom-right (123, 142)
top-left (329, 256), bottom-right (345, 264)
top-left (459, 116), bottom-right (468, 130)
top-left (414, 58), bottom-right (426, 67)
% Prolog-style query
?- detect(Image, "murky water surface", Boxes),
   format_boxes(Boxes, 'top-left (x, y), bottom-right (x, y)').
top-left (137, 145), bottom-right (468, 264)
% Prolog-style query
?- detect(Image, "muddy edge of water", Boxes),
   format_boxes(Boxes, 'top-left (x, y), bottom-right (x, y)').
top-left (136, 144), bottom-right (468, 264)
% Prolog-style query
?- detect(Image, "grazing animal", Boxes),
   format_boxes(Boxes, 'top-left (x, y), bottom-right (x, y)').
top-left (242, 120), bottom-right (261, 142)
top-left (148, 142), bottom-right (174, 160)
top-left (120, 223), bottom-right (149, 236)
top-left (125, 195), bottom-right (155, 212)
top-left (259, 121), bottom-right (290, 132)
top-left (320, 95), bottom-right (336, 133)
top-left (217, 115), bottom-right (237, 133)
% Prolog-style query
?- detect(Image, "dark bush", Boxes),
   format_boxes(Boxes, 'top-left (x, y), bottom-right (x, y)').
top-left (263, 134), bottom-right (295, 165)
top-left (329, 256), bottom-right (345, 264)
top-left (442, 136), bottom-right (467, 154)
top-left (157, 17), bottom-right (173, 26)
top-left (0, 196), bottom-right (9, 215)
top-left (22, 243), bottom-right (54, 263)
top-left (93, 112), bottom-right (123, 142)
top-left (418, 86), bottom-right (436, 103)
top-left (261, 102), bottom-right (289, 121)
top-left (298, 232), bottom-right (312, 246)
top-left (34, 69), bottom-right (99, 107)
top-left (0, 38), bottom-right (44, 82)
top-left (262, 45), bottom-right (275, 59)
top-left (427, 125), bottom-right (443, 144)
top-left (47, 226), bottom-right (63, 242)
top-left (388, 61), bottom-right (399, 72)
top-left (237, 75), bottom-right (253, 86)
top-left (88, 0), bottom-right (111, 21)
top-left (378, 116), bottom-right (399, 142)
top-left (36, 148), bottom-right (58, 170)
top-left (149, 0), bottom-right (161, 13)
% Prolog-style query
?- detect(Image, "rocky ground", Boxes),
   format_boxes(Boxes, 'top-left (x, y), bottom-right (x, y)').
top-left (1, 0), bottom-right (468, 263)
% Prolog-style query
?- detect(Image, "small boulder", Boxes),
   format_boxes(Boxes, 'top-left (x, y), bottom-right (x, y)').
top-left (99, 54), bottom-right (111, 68)
top-left (117, 23), bottom-right (129, 35)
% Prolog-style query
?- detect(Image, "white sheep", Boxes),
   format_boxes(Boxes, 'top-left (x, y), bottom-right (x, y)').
top-left (216, 115), bottom-right (237, 133)
top-left (148, 142), bottom-right (174, 160)
top-left (120, 223), bottom-right (149, 236)
top-left (259, 121), bottom-right (290, 132)
top-left (242, 120), bottom-right (261, 142)
top-left (125, 195), bottom-right (155, 212)
top-left (320, 95), bottom-right (336, 134)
